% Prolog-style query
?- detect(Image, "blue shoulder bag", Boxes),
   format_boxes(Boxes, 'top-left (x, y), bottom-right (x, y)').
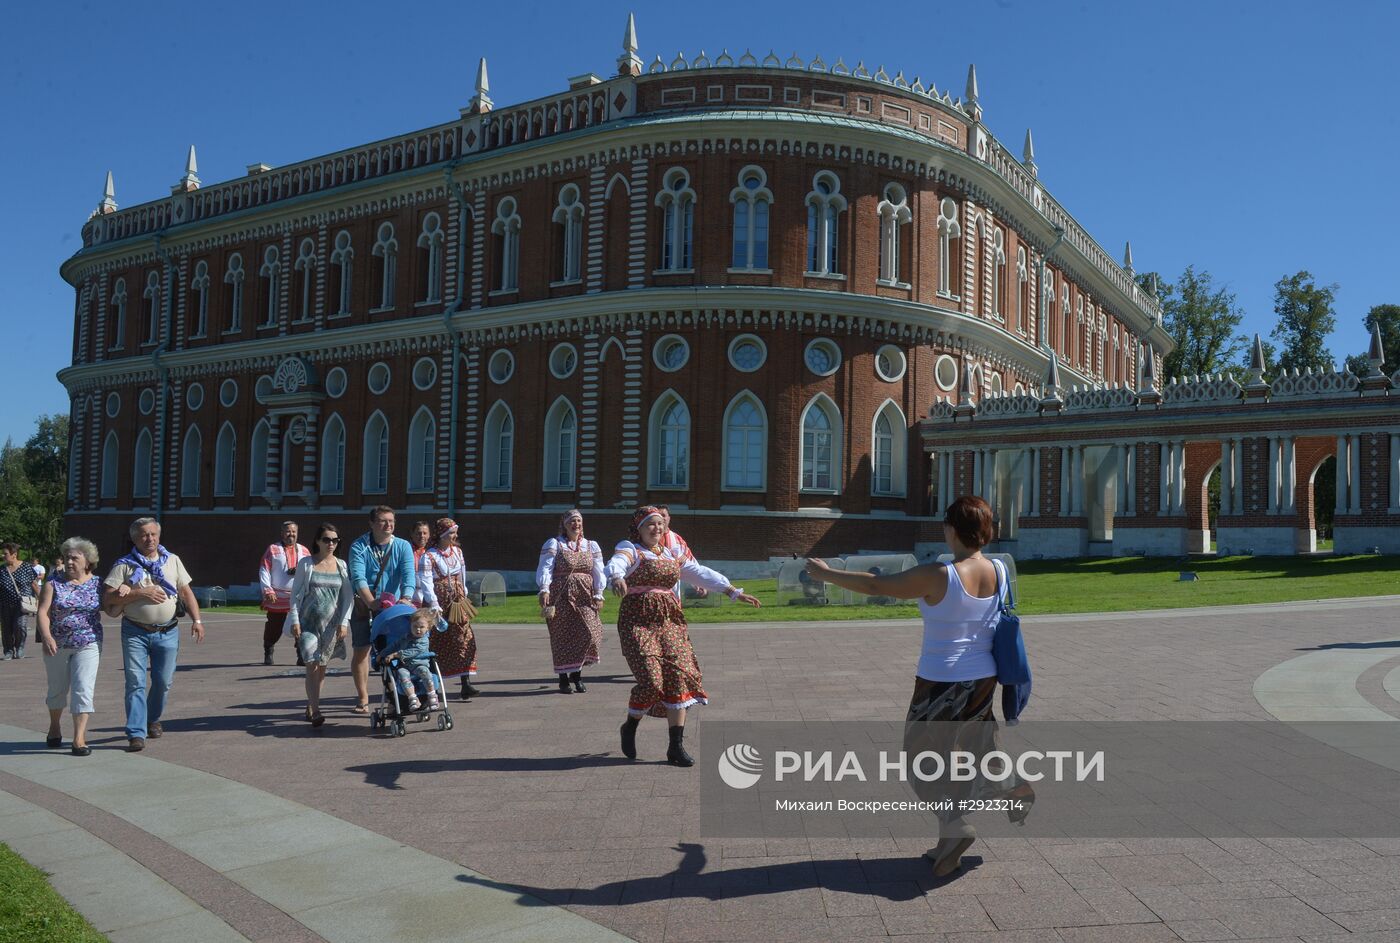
top-left (990, 559), bottom-right (1032, 723)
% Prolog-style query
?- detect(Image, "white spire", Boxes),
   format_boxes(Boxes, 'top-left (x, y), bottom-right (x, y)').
top-left (99, 171), bottom-right (117, 213)
top-left (1023, 128), bottom-right (1037, 177)
top-left (1367, 318), bottom-right (1386, 377)
top-left (467, 57), bottom-right (493, 113)
top-left (1122, 241), bottom-right (1134, 275)
top-left (1247, 333), bottom-right (1267, 386)
top-left (619, 12), bottom-right (643, 75)
top-left (965, 64), bottom-right (982, 121)
top-left (174, 144), bottom-right (200, 192)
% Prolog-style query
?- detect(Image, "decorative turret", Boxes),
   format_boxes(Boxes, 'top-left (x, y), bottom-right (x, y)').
top-left (466, 58), bottom-right (493, 115)
top-left (1023, 128), bottom-right (1037, 178)
top-left (1244, 333), bottom-right (1270, 397)
top-left (1135, 342), bottom-right (1161, 406)
top-left (965, 63), bottom-right (982, 123)
top-left (1039, 352), bottom-right (1064, 412)
top-left (172, 145), bottom-right (200, 194)
top-left (953, 358), bottom-right (977, 418)
top-left (98, 171), bottom-right (117, 215)
top-left (1122, 241), bottom-right (1134, 277)
top-left (1360, 318), bottom-right (1393, 395)
top-left (618, 12), bottom-right (642, 76)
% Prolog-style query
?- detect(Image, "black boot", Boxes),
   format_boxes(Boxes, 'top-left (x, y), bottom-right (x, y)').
top-left (620, 716), bottom-right (640, 759)
top-left (263, 647), bottom-right (274, 667)
top-left (570, 670), bottom-right (586, 693)
top-left (667, 725), bottom-right (694, 767)
top-left (461, 677), bottom-right (481, 700)
top-left (558, 673), bottom-right (572, 694)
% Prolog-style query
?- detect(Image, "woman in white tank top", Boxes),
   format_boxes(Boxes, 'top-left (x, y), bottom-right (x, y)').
top-left (806, 494), bottom-right (1032, 879)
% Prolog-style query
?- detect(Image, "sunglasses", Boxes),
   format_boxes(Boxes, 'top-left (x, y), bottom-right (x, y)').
top-left (321, 536), bottom-right (340, 544)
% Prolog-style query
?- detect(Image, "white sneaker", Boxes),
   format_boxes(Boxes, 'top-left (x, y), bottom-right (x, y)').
top-left (406, 694), bottom-right (421, 712)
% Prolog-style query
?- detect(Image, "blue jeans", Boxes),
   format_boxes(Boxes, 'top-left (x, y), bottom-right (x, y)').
top-left (121, 620), bottom-right (179, 739)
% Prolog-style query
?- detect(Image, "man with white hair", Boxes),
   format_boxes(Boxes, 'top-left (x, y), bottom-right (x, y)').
top-left (258, 521), bottom-right (308, 666)
top-left (103, 518), bottom-right (204, 752)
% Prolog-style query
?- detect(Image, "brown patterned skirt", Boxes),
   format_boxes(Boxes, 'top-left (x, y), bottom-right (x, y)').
top-left (903, 676), bottom-right (1023, 811)
top-left (547, 569), bottom-right (603, 674)
top-left (617, 589), bottom-right (707, 717)
top-left (429, 573), bottom-right (477, 678)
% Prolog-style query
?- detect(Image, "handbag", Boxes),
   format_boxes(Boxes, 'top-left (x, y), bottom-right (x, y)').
top-left (5, 567), bottom-right (37, 614)
top-left (989, 559), bottom-right (1032, 723)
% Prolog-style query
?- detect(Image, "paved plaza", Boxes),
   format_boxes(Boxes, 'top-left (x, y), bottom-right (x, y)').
top-left (3, 597), bottom-right (1400, 942)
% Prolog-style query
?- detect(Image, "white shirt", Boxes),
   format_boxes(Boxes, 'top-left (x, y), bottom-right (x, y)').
top-left (914, 559), bottom-right (1005, 683)
top-left (536, 537), bottom-right (606, 599)
top-left (416, 545), bottom-right (466, 610)
top-left (605, 541), bottom-right (738, 596)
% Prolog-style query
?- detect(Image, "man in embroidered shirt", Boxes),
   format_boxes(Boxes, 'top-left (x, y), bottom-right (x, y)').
top-left (258, 521), bottom-right (309, 666)
top-left (347, 506), bottom-right (416, 713)
top-left (102, 518), bottom-right (203, 752)
top-left (658, 505), bottom-right (705, 602)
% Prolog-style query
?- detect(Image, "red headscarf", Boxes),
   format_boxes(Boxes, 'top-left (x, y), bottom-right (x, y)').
top-left (629, 505), bottom-right (663, 543)
top-left (557, 508), bottom-right (584, 539)
top-left (432, 517), bottom-right (458, 543)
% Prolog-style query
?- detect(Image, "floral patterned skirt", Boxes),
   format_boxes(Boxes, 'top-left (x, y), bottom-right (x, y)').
top-left (616, 590), bottom-right (706, 718)
top-left (547, 571), bottom-right (603, 673)
top-left (429, 575), bottom-right (477, 678)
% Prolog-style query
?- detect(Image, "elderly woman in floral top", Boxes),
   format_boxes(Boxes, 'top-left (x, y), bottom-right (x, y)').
top-left (36, 538), bottom-right (104, 756)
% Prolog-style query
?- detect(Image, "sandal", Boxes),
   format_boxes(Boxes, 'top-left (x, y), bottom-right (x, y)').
top-left (351, 703), bottom-right (370, 715)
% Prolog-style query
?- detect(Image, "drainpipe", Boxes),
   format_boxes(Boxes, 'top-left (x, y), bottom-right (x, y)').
top-left (152, 233), bottom-right (175, 523)
top-left (1037, 225), bottom-right (1065, 356)
top-left (442, 161), bottom-right (466, 516)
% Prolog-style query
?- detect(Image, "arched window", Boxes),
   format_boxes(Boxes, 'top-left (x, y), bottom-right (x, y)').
top-left (877, 183), bottom-right (912, 286)
top-left (362, 411), bottom-right (389, 494)
top-left (109, 278), bottom-right (128, 349)
top-left (142, 271), bottom-right (161, 345)
top-left (655, 168), bottom-right (695, 271)
top-left (258, 246), bottom-right (280, 327)
top-left (990, 226), bottom-right (1006, 320)
top-left (722, 392), bottom-right (767, 490)
top-left (407, 407), bottom-right (435, 493)
top-left (133, 428), bottom-right (153, 500)
top-left (730, 166), bottom-right (772, 270)
top-left (100, 431), bottom-right (119, 498)
top-left (1015, 246), bottom-right (1029, 336)
top-left (492, 197), bottom-right (521, 292)
top-left (453, 207), bottom-right (473, 303)
top-left (223, 253), bottom-right (244, 331)
top-left (552, 185), bottom-right (584, 283)
top-left (293, 238), bottom-right (316, 321)
top-left (330, 231), bottom-right (353, 316)
top-left (1062, 283), bottom-right (1072, 357)
top-left (483, 402), bottom-right (514, 491)
top-left (805, 171), bottom-right (846, 275)
top-left (871, 401), bottom-right (908, 497)
top-left (371, 222), bottom-right (397, 310)
top-left (542, 397), bottom-right (577, 489)
top-left (214, 422), bottom-right (236, 496)
top-left (191, 260), bottom-right (210, 337)
top-left (649, 392), bottom-right (690, 489)
top-left (800, 395), bottom-right (842, 493)
top-left (249, 419), bottom-right (270, 496)
top-left (320, 414), bottom-right (345, 494)
top-left (417, 213), bottom-right (444, 302)
top-left (938, 197), bottom-right (962, 297)
top-left (181, 425), bottom-right (201, 497)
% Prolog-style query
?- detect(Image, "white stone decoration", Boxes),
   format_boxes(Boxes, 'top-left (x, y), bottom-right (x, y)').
top-left (1160, 373), bottom-right (1242, 406)
top-left (976, 393), bottom-right (1039, 418)
top-left (272, 356), bottom-right (313, 394)
top-left (1063, 385), bottom-right (1136, 412)
top-left (934, 354), bottom-right (958, 391)
top-left (1268, 367), bottom-right (1360, 400)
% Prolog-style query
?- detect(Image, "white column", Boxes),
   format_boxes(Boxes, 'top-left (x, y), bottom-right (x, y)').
top-left (1336, 435), bottom-right (1350, 515)
top-left (1029, 448), bottom-right (1040, 516)
top-left (1060, 447), bottom-right (1070, 516)
top-left (944, 452), bottom-right (954, 510)
top-left (1158, 441), bottom-right (1170, 514)
top-left (1350, 434), bottom-right (1363, 514)
top-left (972, 449), bottom-right (984, 499)
top-left (1219, 440), bottom-right (1233, 518)
top-left (1115, 444), bottom-right (1128, 515)
top-left (1232, 438), bottom-right (1244, 515)
top-left (1283, 437), bottom-right (1297, 513)
top-left (1072, 446), bottom-right (1085, 517)
top-left (1390, 434), bottom-right (1400, 513)
top-left (1266, 436), bottom-right (1279, 514)
top-left (1125, 442), bottom-right (1136, 515)
top-left (985, 449), bottom-right (998, 515)
top-left (1175, 441), bottom-right (1187, 515)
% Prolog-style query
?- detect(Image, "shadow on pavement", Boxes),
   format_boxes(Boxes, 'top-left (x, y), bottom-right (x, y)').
top-left (347, 752), bottom-right (629, 789)
top-left (1296, 640), bottom-right (1400, 651)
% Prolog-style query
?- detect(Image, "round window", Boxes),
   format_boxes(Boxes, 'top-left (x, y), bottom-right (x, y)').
top-left (875, 345), bottom-right (906, 383)
top-left (727, 334), bottom-right (767, 373)
top-left (412, 357), bottom-right (438, 391)
top-left (185, 382), bottom-right (204, 411)
top-left (804, 338), bottom-right (841, 377)
top-left (488, 349), bottom-right (515, 384)
top-left (219, 379), bottom-right (238, 407)
top-left (934, 354), bottom-right (958, 391)
top-left (549, 343), bottom-right (578, 379)
top-left (138, 389), bottom-right (155, 415)
top-left (106, 392), bottom-right (121, 418)
top-left (255, 375), bottom-right (274, 403)
top-left (367, 362), bottom-right (391, 395)
top-left (653, 335), bottom-right (690, 372)
top-left (325, 367), bottom-right (347, 399)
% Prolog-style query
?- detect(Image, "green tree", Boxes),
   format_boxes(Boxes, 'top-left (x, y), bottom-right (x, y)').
top-left (1138, 266), bottom-right (1246, 381)
top-left (1271, 271), bottom-right (1337, 373)
top-left (0, 415), bottom-right (69, 562)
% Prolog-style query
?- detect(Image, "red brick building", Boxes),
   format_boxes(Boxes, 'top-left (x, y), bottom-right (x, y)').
top-left (60, 17), bottom-right (1181, 583)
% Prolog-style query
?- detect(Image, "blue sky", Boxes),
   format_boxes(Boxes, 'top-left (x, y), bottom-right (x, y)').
top-left (3, 0), bottom-right (1394, 447)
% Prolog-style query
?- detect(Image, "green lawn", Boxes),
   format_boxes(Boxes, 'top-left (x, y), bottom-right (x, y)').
top-left (208, 554), bottom-right (1399, 622)
top-left (0, 844), bottom-right (108, 943)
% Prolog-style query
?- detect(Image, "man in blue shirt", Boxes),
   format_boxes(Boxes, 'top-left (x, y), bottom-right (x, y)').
top-left (347, 506), bottom-right (415, 713)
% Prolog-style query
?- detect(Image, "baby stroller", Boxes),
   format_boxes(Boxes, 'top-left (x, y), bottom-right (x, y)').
top-left (368, 604), bottom-right (455, 738)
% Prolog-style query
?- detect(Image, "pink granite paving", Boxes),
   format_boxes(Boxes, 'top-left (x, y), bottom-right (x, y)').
top-left (3, 599), bottom-right (1400, 942)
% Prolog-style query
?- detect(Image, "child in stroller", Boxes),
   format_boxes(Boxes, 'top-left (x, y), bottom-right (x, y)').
top-left (369, 604), bottom-right (455, 736)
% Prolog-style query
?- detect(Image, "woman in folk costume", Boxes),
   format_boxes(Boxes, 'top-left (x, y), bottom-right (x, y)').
top-left (606, 506), bottom-right (760, 766)
top-left (415, 518), bottom-right (480, 699)
top-left (536, 509), bottom-right (606, 694)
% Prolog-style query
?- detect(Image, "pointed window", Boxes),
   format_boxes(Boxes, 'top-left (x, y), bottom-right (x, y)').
top-left (330, 231), bottom-right (353, 316)
top-left (191, 261), bottom-right (210, 338)
top-left (320, 414), bottom-right (345, 494)
top-left (181, 426), bottom-right (202, 498)
top-left (407, 407), bottom-right (435, 493)
top-left (800, 395), bottom-right (842, 493)
top-left (362, 412), bottom-right (389, 494)
top-left (871, 401), bottom-right (908, 497)
top-left (483, 402), bottom-right (514, 491)
top-left (417, 212), bottom-right (444, 302)
top-left (543, 398), bottom-right (577, 489)
top-left (938, 197), bottom-right (962, 297)
top-left (730, 166), bottom-right (772, 270)
top-left (552, 185), bottom-right (584, 283)
top-left (100, 431), bottom-right (119, 498)
top-left (141, 271), bottom-right (161, 345)
top-left (293, 238), bottom-right (317, 321)
top-left (258, 246), bottom-right (280, 327)
top-left (214, 422), bottom-right (236, 496)
top-left (491, 197), bottom-right (521, 292)
top-left (109, 278), bottom-right (128, 349)
top-left (223, 253), bottom-right (245, 332)
top-left (655, 168), bottom-right (695, 271)
top-left (722, 393), bottom-right (767, 491)
top-left (876, 183), bottom-right (911, 286)
top-left (1015, 247), bottom-right (1029, 336)
top-left (250, 419), bottom-right (270, 496)
top-left (805, 172), bottom-right (846, 275)
top-left (990, 226), bottom-right (1006, 320)
top-left (649, 392), bottom-right (690, 489)
top-left (133, 429), bottom-right (153, 501)
top-left (371, 222), bottom-right (398, 310)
